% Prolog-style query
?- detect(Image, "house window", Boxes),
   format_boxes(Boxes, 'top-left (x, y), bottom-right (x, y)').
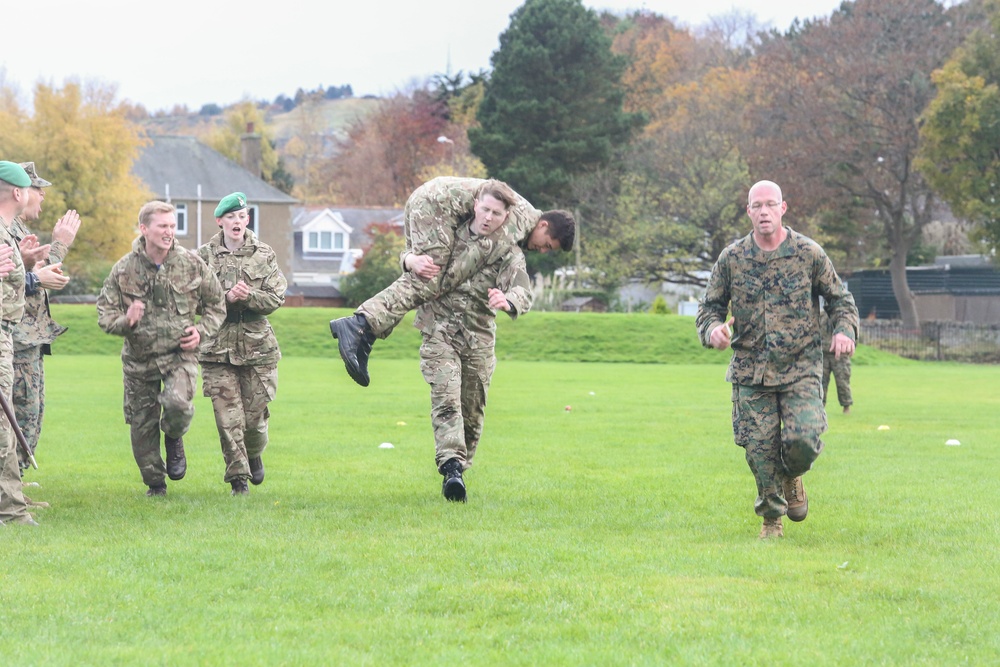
top-left (175, 203), bottom-right (188, 236)
top-left (334, 232), bottom-right (344, 250)
top-left (307, 231), bottom-right (335, 251)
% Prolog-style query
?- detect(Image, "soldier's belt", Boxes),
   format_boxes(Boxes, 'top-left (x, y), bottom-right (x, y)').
top-left (225, 310), bottom-right (267, 324)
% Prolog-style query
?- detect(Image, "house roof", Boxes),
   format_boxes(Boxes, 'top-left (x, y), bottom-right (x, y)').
top-left (134, 135), bottom-right (298, 205)
top-left (291, 206), bottom-right (403, 231)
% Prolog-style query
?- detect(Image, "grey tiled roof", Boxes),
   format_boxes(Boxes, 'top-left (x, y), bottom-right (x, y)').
top-left (134, 135), bottom-right (298, 204)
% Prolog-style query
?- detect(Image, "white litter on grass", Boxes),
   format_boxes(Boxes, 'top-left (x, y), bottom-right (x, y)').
top-left (396, 421), bottom-right (407, 426)
top-left (589, 391), bottom-right (596, 396)
top-left (877, 425), bottom-right (890, 431)
top-left (837, 561), bottom-right (849, 570)
top-left (379, 442), bottom-right (394, 449)
top-left (945, 439), bottom-right (961, 446)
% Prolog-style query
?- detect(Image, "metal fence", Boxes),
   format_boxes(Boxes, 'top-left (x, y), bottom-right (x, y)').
top-left (860, 320), bottom-right (1000, 363)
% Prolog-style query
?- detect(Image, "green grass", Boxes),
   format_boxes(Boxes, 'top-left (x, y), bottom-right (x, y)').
top-left (2, 308), bottom-right (993, 665)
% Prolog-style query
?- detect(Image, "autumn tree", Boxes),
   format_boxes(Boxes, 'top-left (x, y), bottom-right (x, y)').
top-left (205, 99), bottom-right (290, 192)
top-left (918, 0), bottom-right (1000, 251)
top-left (339, 223), bottom-right (405, 306)
top-left (746, 0), bottom-right (983, 328)
top-left (0, 80), bottom-right (151, 286)
top-left (470, 0), bottom-right (642, 208)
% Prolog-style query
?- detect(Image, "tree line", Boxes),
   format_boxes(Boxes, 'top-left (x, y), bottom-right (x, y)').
top-left (3, 0), bottom-right (1000, 324)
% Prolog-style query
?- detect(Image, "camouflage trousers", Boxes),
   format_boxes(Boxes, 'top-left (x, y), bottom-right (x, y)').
top-left (0, 329), bottom-right (30, 523)
top-left (822, 353), bottom-right (853, 408)
top-left (359, 201), bottom-right (478, 339)
top-left (419, 329), bottom-right (495, 471)
top-left (13, 345), bottom-right (45, 470)
top-left (201, 362), bottom-right (277, 483)
top-left (123, 362), bottom-right (197, 488)
top-left (732, 377), bottom-right (826, 519)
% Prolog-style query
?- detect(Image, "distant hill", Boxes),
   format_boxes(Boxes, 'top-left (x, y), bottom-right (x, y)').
top-left (138, 97), bottom-right (381, 147)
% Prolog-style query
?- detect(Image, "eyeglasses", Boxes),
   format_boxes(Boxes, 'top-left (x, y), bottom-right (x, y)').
top-left (749, 201), bottom-right (782, 211)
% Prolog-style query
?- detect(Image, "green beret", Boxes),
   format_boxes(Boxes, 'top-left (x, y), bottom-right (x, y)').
top-left (0, 161), bottom-right (31, 188)
top-left (19, 162), bottom-right (52, 188)
top-left (215, 192), bottom-right (248, 218)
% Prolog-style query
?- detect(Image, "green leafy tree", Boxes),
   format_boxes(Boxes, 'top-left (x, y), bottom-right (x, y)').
top-left (340, 223), bottom-right (405, 306)
top-left (469, 0), bottom-right (642, 208)
top-left (918, 0), bottom-right (1000, 251)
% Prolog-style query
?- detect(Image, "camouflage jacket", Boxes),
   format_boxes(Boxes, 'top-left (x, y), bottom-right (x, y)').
top-left (400, 176), bottom-right (539, 290)
top-left (97, 237), bottom-right (226, 376)
top-left (197, 230), bottom-right (286, 366)
top-left (11, 216), bottom-right (70, 351)
top-left (0, 215), bottom-right (27, 328)
top-left (696, 227), bottom-right (859, 386)
top-left (414, 246), bottom-right (533, 350)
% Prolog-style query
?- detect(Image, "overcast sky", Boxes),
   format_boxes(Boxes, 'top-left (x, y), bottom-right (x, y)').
top-left (2, 0), bottom-right (844, 112)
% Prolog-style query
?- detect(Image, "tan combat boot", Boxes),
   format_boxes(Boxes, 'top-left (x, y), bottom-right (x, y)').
top-left (784, 476), bottom-right (808, 522)
top-left (759, 516), bottom-right (783, 539)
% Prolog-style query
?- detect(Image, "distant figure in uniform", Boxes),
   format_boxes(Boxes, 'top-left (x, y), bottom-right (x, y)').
top-left (820, 309), bottom-right (853, 414)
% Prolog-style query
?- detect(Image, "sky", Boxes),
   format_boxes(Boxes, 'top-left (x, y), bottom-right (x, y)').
top-left (1, 0), bottom-right (845, 113)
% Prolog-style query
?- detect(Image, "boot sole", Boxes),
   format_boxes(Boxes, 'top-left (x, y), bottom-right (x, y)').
top-left (443, 478), bottom-right (467, 502)
top-left (329, 320), bottom-right (370, 387)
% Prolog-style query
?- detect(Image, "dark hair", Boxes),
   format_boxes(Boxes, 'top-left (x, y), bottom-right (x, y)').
top-left (540, 209), bottom-right (575, 251)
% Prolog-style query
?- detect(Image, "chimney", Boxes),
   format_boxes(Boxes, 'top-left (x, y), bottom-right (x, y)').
top-left (240, 122), bottom-right (263, 178)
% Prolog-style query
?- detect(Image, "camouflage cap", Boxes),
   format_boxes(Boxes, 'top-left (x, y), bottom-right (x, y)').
top-left (18, 162), bottom-right (51, 188)
top-left (215, 191), bottom-right (248, 218)
top-left (0, 161), bottom-right (31, 188)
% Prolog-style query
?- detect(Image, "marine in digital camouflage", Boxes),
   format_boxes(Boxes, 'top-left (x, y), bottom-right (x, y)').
top-left (359, 177), bottom-right (539, 338)
top-left (97, 236), bottom-right (226, 488)
top-left (697, 224), bottom-right (859, 519)
top-left (416, 247), bottom-right (532, 470)
top-left (820, 309), bottom-right (853, 409)
top-left (198, 228), bottom-right (285, 483)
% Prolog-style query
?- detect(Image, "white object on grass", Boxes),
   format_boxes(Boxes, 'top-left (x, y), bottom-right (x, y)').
top-left (379, 442), bottom-right (394, 449)
top-left (945, 439), bottom-right (961, 446)
top-left (877, 425), bottom-right (890, 431)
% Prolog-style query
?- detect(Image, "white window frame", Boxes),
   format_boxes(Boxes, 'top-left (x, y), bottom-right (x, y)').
top-left (175, 203), bottom-right (188, 236)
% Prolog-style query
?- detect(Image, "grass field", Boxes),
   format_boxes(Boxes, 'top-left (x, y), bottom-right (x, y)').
top-left (2, 306), bottom-right (997, 665)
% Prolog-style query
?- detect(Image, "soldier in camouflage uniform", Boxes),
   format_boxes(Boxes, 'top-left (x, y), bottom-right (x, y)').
top-left (418, 246), bottom-right (533, 502)
top-left (0, 161), bottom-right (41, 525)
top-left (12, 163), bottom-right (81, 490)
top-left (198, 193), bottom-right (286, 496)
top-left (697, 181), bottom-right (858, 539)
top-left (97, 201), bottom-right (226, 497)
top-left (330, 177), bottom-right (574, 387)
top-left (820, 309), bottom-right (853, 414)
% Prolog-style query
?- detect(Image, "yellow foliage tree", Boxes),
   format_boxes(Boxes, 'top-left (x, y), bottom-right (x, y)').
top-left (1, 80), bottom-right (151, 285)
top-left (206, 99), bottom-right (279, 182)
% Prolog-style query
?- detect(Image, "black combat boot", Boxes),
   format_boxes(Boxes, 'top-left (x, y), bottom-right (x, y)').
top-left (249, 456), bottom-right (265, 485)
top-left (231, 478), bottom-right (250, 496)
top-left (146, 484), bottom-right (167, 497)
top-left (164, 435), bottom-right (186, 481)
top-left (329, 313), bottom-right (377, 387)
top-left (440, 458), bottom-right (467, 503)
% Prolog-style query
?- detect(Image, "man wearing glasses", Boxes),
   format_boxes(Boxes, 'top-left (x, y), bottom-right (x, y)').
top-left (696, 180), bottom-right (858, 539)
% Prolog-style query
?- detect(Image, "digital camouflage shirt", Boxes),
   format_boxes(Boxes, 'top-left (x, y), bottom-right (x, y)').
top-left (97, 237), bottom-right (226, 376)
top-left (197, 229), bottom-right (286, 366)
top-left (11, 216), bottom-right (69, 351)
top-left (696, 227), bottom-right (859, 386)
top-left (414, 246), bottom-right (533, 350)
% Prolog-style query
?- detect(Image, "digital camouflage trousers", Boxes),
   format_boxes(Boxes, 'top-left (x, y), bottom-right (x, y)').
top-left (732, 376), bottom-right (826, 519)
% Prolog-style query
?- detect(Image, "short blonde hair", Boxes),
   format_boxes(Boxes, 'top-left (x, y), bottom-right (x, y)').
top-left (138, 200), bottom-right (176, 227)
top-left (475, 179), bottom-right (517, 210)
